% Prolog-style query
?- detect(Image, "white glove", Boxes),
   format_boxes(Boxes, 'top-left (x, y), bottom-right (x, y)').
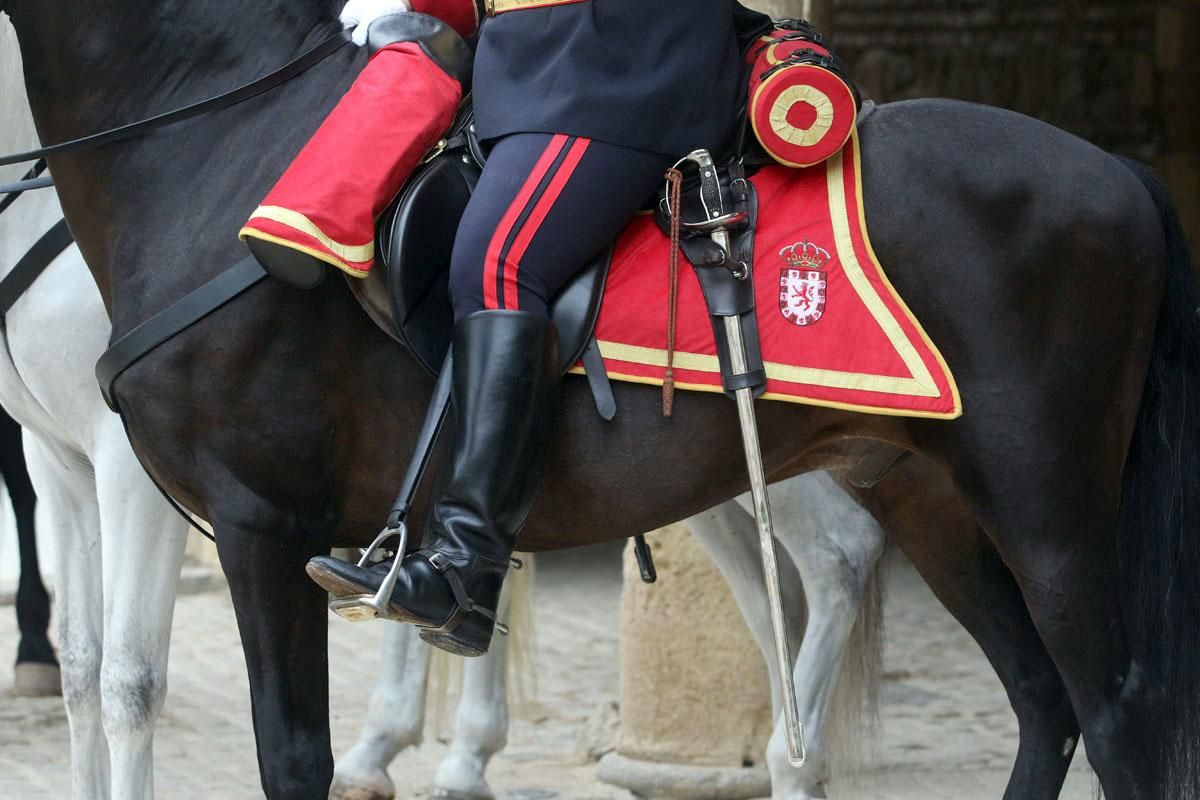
top-left (340, 0), bottom-right (413, 46)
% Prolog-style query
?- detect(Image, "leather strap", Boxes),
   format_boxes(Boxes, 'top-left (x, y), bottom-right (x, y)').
top-left (0, 219), bottom-right (73, 320)
top-left (0, 31), bottom-right (352, 169)
top-left (385, 353), bottom-right (453, 529)
top-left (424, 550), bottom-right (503, 627)
top-left (0, 161), bottom-right (48, 215)
top-left (96, 255), bottom-right (268, 412)
top-left (580, 337), bottom-right (616, 421)
top-left (724, 368), bottom-right (767, 393)
top-left (632, 534), bottom-right (657, 583)
top-left (426, 551), bottom-right (479, 613)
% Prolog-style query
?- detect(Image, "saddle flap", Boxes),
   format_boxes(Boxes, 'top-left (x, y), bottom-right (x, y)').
top-left (377, 153), bottom-right (479, 374)
top-left (548, 245), bottom-right (612, 372)
top-left (375, 151), bottom-right (611, 377)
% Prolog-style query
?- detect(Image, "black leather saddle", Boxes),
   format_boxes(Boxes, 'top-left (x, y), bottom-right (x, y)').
top-left (346, 121), bottom-right (616, 418)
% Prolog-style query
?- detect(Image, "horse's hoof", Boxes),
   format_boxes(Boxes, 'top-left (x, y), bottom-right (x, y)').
top-left (329, 769), bottom-right (396, 800)
top-left (12, 662), bottom-right (61, 697)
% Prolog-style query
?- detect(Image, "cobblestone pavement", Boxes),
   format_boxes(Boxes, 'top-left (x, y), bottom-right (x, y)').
top-left (0, 544), bottom-right (1096, 799)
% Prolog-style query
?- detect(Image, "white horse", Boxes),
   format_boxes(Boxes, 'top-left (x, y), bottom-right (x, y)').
top-left (332, 471), bottom-right (886, 800)
top-left (0, 20), bottom-right (192, 800)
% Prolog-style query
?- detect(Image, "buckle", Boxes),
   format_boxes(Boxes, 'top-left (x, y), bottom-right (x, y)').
top-left (426, 551), bottom-right (453, 572)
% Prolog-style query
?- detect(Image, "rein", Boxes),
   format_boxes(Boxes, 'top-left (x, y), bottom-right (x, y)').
top-left (0, 30), bottom-right (352, 169)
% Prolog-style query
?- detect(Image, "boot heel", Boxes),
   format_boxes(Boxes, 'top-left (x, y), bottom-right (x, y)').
top-left (419, 609), bottom-right (495, 657)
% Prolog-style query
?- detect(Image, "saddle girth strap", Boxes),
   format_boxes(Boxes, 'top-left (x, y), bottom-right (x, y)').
top-left (96, 255), bottom-right (268, 412)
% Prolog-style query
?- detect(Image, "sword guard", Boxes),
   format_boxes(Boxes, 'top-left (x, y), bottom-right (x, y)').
top-left (682, 210), bottom-right (748, 234)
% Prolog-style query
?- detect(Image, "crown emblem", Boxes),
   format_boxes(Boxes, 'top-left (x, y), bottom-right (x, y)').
top-left (780, 240), bottom-right (831, 271)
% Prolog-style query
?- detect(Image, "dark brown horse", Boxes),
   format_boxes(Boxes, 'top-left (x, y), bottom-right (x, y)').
top-left (5, 2), bottom-right (1197, 798)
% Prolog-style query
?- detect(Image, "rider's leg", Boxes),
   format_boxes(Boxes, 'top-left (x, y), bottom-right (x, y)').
top-left (308, 132), bottom-right (668, 655)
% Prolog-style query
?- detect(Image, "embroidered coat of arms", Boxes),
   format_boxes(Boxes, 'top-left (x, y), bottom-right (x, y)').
top-left (778, 240), bottom-right (831, 326)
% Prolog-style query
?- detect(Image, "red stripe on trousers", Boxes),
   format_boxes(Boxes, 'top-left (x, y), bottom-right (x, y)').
top-left (482, 134), bottom-right (570, 310)
top-left (501, 136), bottom-right (591, 310)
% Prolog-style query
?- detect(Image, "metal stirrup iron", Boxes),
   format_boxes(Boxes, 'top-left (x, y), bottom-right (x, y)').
top-left (326, 354), bottom-right (513, 635)
top-left (328, 522), bottom-right (413, 621)
top-left (674, 149), bottom-right (808, 768)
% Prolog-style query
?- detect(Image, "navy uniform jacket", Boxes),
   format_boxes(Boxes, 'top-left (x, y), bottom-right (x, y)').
top-left (473, 1), bottom-right (773, 156)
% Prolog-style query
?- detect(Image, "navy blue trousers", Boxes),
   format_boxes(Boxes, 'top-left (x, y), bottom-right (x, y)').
top-left (449, 133), bottom-right (669, 320)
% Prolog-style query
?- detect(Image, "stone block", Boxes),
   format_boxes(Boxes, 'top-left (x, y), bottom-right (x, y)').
top-left (614, 526), bottom-right (773, 768)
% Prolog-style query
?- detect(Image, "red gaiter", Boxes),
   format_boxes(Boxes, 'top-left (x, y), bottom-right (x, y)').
top-left (240, 42), bottom-right (463, 278)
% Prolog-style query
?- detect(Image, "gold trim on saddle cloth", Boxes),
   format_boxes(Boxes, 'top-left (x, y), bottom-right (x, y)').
top-left (566, 130), bottom-right (963, 420)
top-left (486, 0), bottom-right (589, 14)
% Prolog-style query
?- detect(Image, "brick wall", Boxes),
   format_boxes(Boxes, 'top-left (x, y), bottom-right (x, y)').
top-left (745, 0), bottom-right (1199, 245)
top-left (1155, 0), bottom-right (1200, 247)
top-left (833, 2), bottom-right (1160, 153)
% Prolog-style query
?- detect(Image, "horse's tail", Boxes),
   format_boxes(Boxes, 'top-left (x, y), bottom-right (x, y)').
top-left (1114, 156), bottom-right (1200, 795)
top-left (826, 547), bottom-right (886, 774)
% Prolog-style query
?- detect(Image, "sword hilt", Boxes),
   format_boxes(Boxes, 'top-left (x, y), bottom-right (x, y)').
top-left (665, 149), bottom-right (731, 229)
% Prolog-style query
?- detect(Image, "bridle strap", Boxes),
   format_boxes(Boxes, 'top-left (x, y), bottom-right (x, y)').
top-left (0, 161), bottom-right (49, 215)
top-left (0, 218), bottom-right (73, 319)
top-left (96, 254), bottom-right (269, 412)
top-left (0, 30), bottom-right (352, 169)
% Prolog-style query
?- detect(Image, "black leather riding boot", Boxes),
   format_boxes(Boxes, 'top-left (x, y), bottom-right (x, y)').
top-left (307, 310), bottom-right (559, 656)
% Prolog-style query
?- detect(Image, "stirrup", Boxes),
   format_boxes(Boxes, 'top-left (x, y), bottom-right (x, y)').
top-left (327, 522), bottom-right (410, 622)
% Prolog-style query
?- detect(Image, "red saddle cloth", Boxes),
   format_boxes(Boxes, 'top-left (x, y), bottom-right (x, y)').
top-left (576, 131), bottom-right (962, 419)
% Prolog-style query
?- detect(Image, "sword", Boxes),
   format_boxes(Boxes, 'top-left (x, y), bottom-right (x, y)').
top-left (673, 151), bottom-right (807, 768)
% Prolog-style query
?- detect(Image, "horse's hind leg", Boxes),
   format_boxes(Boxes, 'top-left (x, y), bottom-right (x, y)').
top-left (24, 435), bottom-right (110, 797)
top-left (870, 461), bottom-right (1079, 800)
top-left (429, 579), bottom-right (515, 800)
top-left (930, 419), bottom-right (1153, 796)
top-left (333, 565), bottom-right (520, 800)
top-left (904, 525), bottom-right (1079, 799)
top-left (964, 481), bottom-right (1144, 794)
top-left (1, 416), bottom-right (59, 693)
top-left (688, 472), bottom-right (880, 800)
top-left (94, 439), bottom-right (187, 800)
top-left (331, 623), bottom-right (432, 800)
top-left (215, 514), bottom-right (334, 800)
top-left (760, 473), bottom-right (886, 800)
